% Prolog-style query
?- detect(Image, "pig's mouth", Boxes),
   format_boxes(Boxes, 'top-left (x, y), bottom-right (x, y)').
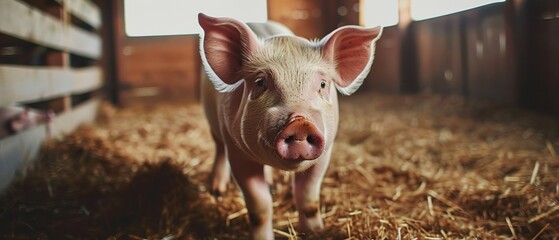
top-left (274, 115), bottom-right (325, 162)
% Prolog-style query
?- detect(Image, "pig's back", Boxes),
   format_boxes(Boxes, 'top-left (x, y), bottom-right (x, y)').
top-left (246, 21), bottom-right (293, 38)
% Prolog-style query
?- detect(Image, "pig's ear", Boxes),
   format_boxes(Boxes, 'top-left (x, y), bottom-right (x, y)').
top-left (320, 26), bottom-right (382, 95)
top-left (198, 13), bottom-right (259, 92)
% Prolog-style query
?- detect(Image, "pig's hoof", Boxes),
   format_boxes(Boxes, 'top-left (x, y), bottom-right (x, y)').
top-left (298, 223), bottom-right (323, 233)
top-left (209, 188), bottom-right (221, 198)
top-left (209, 178), bottom-right (228, 198)
top-left (209, 185), bottom-right (226, 198)
top-left (210, 188), bottom-right (227, 200)
top-left (297, 215), bottom-right (324, 234)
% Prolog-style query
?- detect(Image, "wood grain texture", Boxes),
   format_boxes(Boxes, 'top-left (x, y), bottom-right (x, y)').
top-left (0, 65), bottom-right (102, 106)
top-left (0, 0), bottom-right (101, 59)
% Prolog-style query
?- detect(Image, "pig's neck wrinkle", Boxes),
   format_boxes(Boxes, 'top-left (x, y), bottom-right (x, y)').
top-left (221, 84), bottom-right (260, 161)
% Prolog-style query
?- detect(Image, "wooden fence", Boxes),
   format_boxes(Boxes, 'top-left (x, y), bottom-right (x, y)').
top-left (0, 0), bottom-right (104, 192)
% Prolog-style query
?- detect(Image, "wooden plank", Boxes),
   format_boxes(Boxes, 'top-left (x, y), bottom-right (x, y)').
top-left (67, 26), bottom-right (102, 59)
top-left (0, 65), bottom-right (103, 106)
top-left (0, 0), bottom-right (101, 59)
top-left (50, 97), bottom-right (100, 137)
top-left (66, 0), bottom-right (102, 29)
top-left (0, 0), bottom-right (65, 50)
top-left (0, 124), bottom-right (47, 192)
top-left (72, 67), bottom-right (103, 94)
top-left (0, 65), bottom-right (73, 106)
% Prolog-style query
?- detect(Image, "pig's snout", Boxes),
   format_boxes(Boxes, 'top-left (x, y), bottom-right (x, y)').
top-left (275, 115), bottom-right (325, 161)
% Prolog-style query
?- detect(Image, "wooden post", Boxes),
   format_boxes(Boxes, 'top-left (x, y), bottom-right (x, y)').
top-left (399, 0), bottom-right (419, 93)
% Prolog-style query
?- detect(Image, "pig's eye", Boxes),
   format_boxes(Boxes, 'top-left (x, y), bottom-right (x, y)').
top-left (255, 78), bottom-right (265, 87)
top-left (320, 80), bottom-right (327, 89)
top-left (250, 75), bottom-right (268, 100)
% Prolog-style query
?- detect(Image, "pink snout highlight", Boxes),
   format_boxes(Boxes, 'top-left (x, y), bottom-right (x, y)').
top-left (275, 116), bottom-right (325, 161)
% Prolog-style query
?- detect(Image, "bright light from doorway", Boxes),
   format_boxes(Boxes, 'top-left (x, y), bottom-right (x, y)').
top-left (124, 0), bottom-right (267, 37)
top-left (411, 0), bottom-right (505, 21)
top-left (362, 0), bottom-right (399, 27)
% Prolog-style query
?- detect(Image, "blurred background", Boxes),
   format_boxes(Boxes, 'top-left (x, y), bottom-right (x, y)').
top-left (1, 0), bottom-right (557, 116)
top-left (1, 1), bottom-right (559, 238)
top-left (112, 0), bottom-right (558, 117)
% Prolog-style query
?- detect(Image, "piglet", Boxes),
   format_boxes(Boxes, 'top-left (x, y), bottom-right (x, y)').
top-left (198, 13), bottom-right (382, 239)
top-left (0, 107), bottom-right (55, 139)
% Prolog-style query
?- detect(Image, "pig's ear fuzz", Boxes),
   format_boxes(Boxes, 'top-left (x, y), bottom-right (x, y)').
top-left (198, 13), bottom-right (259, 92)
top-left (320, 26), bottom-right (383, 96)
top-left (333, 57), bottom-right (372, 96)
top-left (199, 36), bottom-right (245, 92)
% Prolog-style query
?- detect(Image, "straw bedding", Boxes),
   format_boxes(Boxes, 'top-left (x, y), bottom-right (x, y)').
top-left (0, 94), bottom-right (558, 239)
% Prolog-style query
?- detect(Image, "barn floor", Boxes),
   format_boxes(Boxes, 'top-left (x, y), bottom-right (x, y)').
top-left (1, 94), bottom-right (558, 239)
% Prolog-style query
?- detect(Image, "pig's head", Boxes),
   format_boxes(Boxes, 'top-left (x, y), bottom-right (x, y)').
top-left (199, 13), bottom-right (382, 171)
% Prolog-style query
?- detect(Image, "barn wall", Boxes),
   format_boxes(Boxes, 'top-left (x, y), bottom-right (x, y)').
top-left (519, 0), bottom-right (559, 116)
top-left (115, 36), bottom-right (201, 103)
top-left (112, 1), bottom-right (200, 105)
top-left (414, 15), bottom-right (465, 96)
top-left (411, 3), bottom-right (514, 101)
top-left (366, 26), bottom-right (401, 93)
top-left (111, 0), bottom-right (558, 116)
top-left (406, 0), bottom-right (559, 116)
top-left (267, 0), bottom-right (328, 39)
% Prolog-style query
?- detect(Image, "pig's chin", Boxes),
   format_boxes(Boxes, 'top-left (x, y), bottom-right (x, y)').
top-left (274, 159), bottom-right (316, 172)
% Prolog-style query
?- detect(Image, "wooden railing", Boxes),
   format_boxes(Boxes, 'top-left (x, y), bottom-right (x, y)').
top-left (0, 0), bottom-right (104, 191)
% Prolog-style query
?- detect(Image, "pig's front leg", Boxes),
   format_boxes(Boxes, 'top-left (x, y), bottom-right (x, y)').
top-left (293, 147), bottom-right (332, 233)
top-left (229, 152), bottom-right (274, 239)
top-left (209, 135), bottom-right (230, 197)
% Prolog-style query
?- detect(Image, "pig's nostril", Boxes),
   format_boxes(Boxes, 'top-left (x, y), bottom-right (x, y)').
top-left (307, 135), bottom-right (317, 145)
top-left (275, 116), bottom-right (325, 161)
top-left (285, 135), bottom-right (295, 143)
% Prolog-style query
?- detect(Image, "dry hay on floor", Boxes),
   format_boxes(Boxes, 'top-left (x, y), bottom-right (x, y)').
top-left (0, 95), bottom-right (558, 239)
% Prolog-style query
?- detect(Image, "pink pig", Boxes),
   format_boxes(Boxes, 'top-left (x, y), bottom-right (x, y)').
top-left (0, 107), bottom-right (55, 139)
top-left (199, 13), bottom-right (382, 239)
